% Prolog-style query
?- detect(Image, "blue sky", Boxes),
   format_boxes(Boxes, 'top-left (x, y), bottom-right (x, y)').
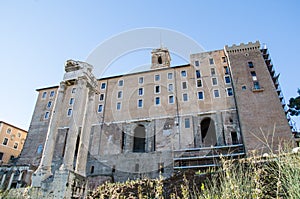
top-left (0, 0), bottom-right (299, 130)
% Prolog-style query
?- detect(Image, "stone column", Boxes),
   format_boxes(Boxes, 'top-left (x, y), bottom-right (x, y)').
top-left (32, 81), bottom-right (66, 187)
top-left (16, 171), bottom-right (24, 188)
top-left (6, 172), bottom-right (15, 190)
top-left (60, 77), bottom-right (88, 171)
top-left (0, 173), bottom-right (6, 189)
top-left (75, 89), bottom-right (95, 176)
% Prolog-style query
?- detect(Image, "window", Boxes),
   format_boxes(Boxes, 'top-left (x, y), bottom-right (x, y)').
top-left (253, 81), bottom-right (261, 90)
top-left (138, 99), bottom-right (143, 108)
top-left (224, 66), bottom-right (229, 75)
top-left (138, 88), bottom-right (144, 96)
top-left (116, 102), bottom-right (121, 110)
top-left (209, 58), bottom-right (214, 65)
top-left (222, 56), bottom-right (227, 63)
top-left (195, 60), bottom-right (200, 66)
top-left (98, 104), bottom-right (103, 113)
top-left (182, 82), bottom-right (187, 89)
top-left (47, 101), bottom-right (52, 108)
top-left (42, 92), bottom-right (47, 98)
top-left (99, 94), bottom-right (104, 101)
top-left (155, 97), bottom-right (160, 105)
top-left (155, 85), bottom-right (160, 94)
top-left (117, 91), bottom-right (122, 99)
top-left (227, 88), bottom-right (233, 96)
top-left (69, 98), bottom-right (74, 105)
top-left (71, 87), bottom-right (76, 94)
top-left (168, 72), bottom-right (173, 79)
top-left (251, 71), bottom-right (257, 81)
top-left (212, 77), bottom-right (218, 85)
top-left (248, 61), bottom-right (254, 68)
top-left (168, 84), bottom-right (173, 92)
top-left (118, 79), bottom-right (124, 86)
top-left (139, 77), bottom-right (144, 84)
top-left (50, 91), bottom-right (55, 97)
top-left (213, 89), bottom-right (220, 98)
top-left (67, 108), bottom-right (72, 116)
top-left (44, 111), bottom-right (50, 119)
top-left (183, 93), bottom-right (188, 102)
top-left (3, 138), bottom-right (8, 145)
top-left (224, 76), bottom-right (231, 84)
top-left (242, 85), bottom-right (247, 90)
top-left (17, 132), bottom-right (21, 138)
top-left (13, 142), bottom-right (18, 149)
top-left (101, 82), bottom-right (106, 89)
top-left (196, 70), bottom-right (201, 78)
top-left (37, 144), bottom-right (43, 154)
top-left (198, 91), bottom-right (204, 100)
top-left (181, 70), bottom-right (187, 77)
top-left (0, 152), bottom-right (3, 161)
top-left (169, 95), bottom-right (174, 104)
top-left (196, 79), bottom-right (202, 87)
top-left (155, 74), bottom-right (160, 81)
top-left (6, 128), bottom-right (11, 134)
top-left (185, 118), bottom-right (190, 128)
top-left (210, 68), bottom-right (216, 76)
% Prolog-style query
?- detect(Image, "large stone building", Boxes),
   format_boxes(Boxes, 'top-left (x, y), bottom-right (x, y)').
top-left (0, 41), bottom-right (294, 197)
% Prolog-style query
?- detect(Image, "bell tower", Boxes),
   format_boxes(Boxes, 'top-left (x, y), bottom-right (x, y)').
top-left (151, 47), bottom-right (171, 69)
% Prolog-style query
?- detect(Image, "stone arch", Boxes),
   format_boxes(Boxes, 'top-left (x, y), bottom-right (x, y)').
top-left (201, 117), bottom-right (217, 147)
top-left (133, 124), bottom-right (146, 153)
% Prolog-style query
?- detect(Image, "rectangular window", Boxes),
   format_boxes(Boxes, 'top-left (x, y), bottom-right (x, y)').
top-left (155, 74), bottom-right (160, 81)
top-left (248, 61), bottom-right (254, 68)
top-left (101, 82), bottom-right (106, 89)
top-left (118, 79), bottom-right (124, 86)
top-left (222, 56), bottom-right (227, 63)
top-left (195, 60), bottom-right (200, 66)
top-left (3, 138), bottom-right (8, 145)
top-left (50, 91), bottom-right (55, 97)
top-left (42, 91), bottom-right (47, 98)
top-left (183, 93), bottom-right (188, 102)
top-left (6, 128), bottom-right (11, 134)
top-left (213, 89), bottom-right (220, 98)
top-left (13, 142), bottom-right (18, 149)
top-left (47, 101), bottom-right (52, 108)
top-left (168, 95), bottom-right (174, 104)
top-left (251, 71), bottom-right (257, 81)
top-left (184, 118), bottom-right (190, 128)
top-left (227, 88), bottom-right (233, 96)
top-left (155, 85), bottom-right (160, 94)
top-left (196, 70), bottom-right (201, 78)
top-left (209, 58), bottom-right (214, 65)
top-left (198, 91), bottom-right (204, 100)
top-left (71, 87), bottom-right (76, 93)
top-left (44, 111), bottom-right (50, 119)
top-left (98, 104), bottom-right (103, 113)
top-left (212, 77), bottom-right (218, 85)
top-left (0, 152), bottom-right (3, 161)
top-left (168, 72), bottom-right (173, 79)
top-left (116, 102), bottom-right (121, 110)
top-left (155, 97), bottom-right (160, 105)
top-left (210, 68), bottom-right (216, 76)
top-left (196, 79), bottom-right (202, 87)
top-left (253, 81), bottom-right (261, 90)
top-left (117, 91), bottom-right (122, 99)
top-left (139, 77), bottom-right (144, 84)
top-left (99, 94), bottom-right (104, 101)
top-left (182, 81), bottom-right (187, 89)
top-left (69, 98), bottom-right (74, 105)
top-left (224, 66), bottom-right (229, 75)
top-left (224, 76), bottom-right (231, 84)
top-left (138, 99), bottom-right (143, 108)
top-left (168, 84), bottom-right (173, 92)
top-left (181, 70), bottom-right (187, 77)
top-left (67, 108), bottom-right (73, 116)
top-left (138, 88), bottom-right (144, 96)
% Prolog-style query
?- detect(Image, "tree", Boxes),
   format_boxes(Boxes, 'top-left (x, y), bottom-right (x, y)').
top-left (288, 89), bottom-right (300, 116)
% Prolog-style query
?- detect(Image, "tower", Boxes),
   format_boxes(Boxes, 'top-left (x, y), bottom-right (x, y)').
top-left (151, 47), bottom-right (171, 69)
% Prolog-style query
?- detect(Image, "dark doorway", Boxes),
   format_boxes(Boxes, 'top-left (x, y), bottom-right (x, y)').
top-left (133, 125), bottom-right (146, 153)
top-left (231, 131), bottom-right (239, 145)
top-left (201, 118), bottom-right (217, 147)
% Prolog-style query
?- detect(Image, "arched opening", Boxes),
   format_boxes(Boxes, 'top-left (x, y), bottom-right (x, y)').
top-left (201, 118), bottom-right (217, 147)
top-left (133, 125), bottom-right (146, 153)
top-left (158, 55), bottom-right (162, 64)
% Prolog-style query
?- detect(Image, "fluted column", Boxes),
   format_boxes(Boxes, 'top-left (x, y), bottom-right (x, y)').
top-left (75, 89), bottom-right (95, 176)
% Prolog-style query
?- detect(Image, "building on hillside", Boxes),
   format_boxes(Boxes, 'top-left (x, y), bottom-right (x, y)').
top-left (0, 41), bottom-right (295, 198)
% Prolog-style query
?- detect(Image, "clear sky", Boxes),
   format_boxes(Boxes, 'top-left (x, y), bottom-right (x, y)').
top-left (0, 0), bottom-right (299, 130)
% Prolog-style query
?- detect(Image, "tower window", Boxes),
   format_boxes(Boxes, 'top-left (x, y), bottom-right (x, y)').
top-left (181, 70), bottom-right (187, 77)
top-left (138, 88), bottom-right (144, 96)
top-left (251, 71), bottom-right (257, 81)
top-left (224, 66), bottom-right (229, 75)
top-left (138, 99), bottom-right (143, 108)
top-left (155, 74), bottom-right (160, 81)
top-left (225, 76), bottom-right (231, 84)
top-left (101, 83), bottom-right (106, 89)
top-left (168, 95), bottom-right (174, 104)
top-left (195, 60), bottom-right (200, 66)
top-left (213, 90), bottom-right (220, 98)
top-left (248, 61), bottom-right (254, 68)
top-left (47, 101), bottom-right (52, 108)
top-left (168, 84), bottom-right (173, 92)
top-left (158, 56), bottom-right (162, 64)
top-left (42, 92), bottom-right (47, 99)
top-left (168, 72), bottom-right (173, 79)
top-left (198, 91), bottom-right (204, 100)
top-left (155, 85), bottom-right (160, 94)
top-left (71, 87), bottom-right (76, 93)
top-left (98, 104), bottom-right (103, 113)
top-left (69, 98), bottom-right (74, 105)
top-left (182, 82), bottom-right (187, 89)
top-left (197, 79), bottom-right (203, 87)
top-left (99, 94), bottom-right (104, 101)
top-left (117, 91), bottom-right (122, 99)
top-left (155, 97), bottom-right (160, 105)
top-left (44, 111), bottom-right (50, 119)
top-left (118, 80), bottom-right (124, 87)
top-left (211, 68), bottom-right (216, 76)
top-left (183, 93), bottom-right (188, 102)
top-left (67, 109), bottom-right (73, 116)
top-left (184, 118), bottom-right (190, 128)
top-left (209, 58), bottom-right (214, 65)
top-left (253, 81), bottom-right (261, 90)
top-left (196, 70), bottom-right (201, 78)
top-left (3, 138), bottom-right (8, 145)
top-left (6, 128), bottom-right (11, 134)
top-left (116, 102), bottom-right (121, 110)
top-left (50, 91), bottom-right (55, 97)
top-left (212, 77), bottom-right (218, 86)
top-left (139, 77), bottom-right (144, 84)
top-left (227, 88), bottom-right (233, 96)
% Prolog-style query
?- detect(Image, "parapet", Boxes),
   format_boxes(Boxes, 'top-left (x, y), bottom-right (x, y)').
top-left (224, 41), bottom-right (260, 54)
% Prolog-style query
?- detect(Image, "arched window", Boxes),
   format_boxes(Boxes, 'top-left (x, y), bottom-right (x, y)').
top-left (158, 56), bottom-right (162, 64)
top-left (200, 118), bottom-right (217, 147)
top-left (133, 125), bottom-right (146, 153)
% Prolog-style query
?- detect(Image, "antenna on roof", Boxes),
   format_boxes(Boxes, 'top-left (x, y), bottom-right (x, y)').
top-left (160, 32), bottom-right (163, 48)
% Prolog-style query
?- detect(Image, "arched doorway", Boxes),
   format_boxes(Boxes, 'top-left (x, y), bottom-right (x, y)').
top-left (201, 118), bottom-right (217, 147)
top-left (133, 125), bottom-right (146, 152)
